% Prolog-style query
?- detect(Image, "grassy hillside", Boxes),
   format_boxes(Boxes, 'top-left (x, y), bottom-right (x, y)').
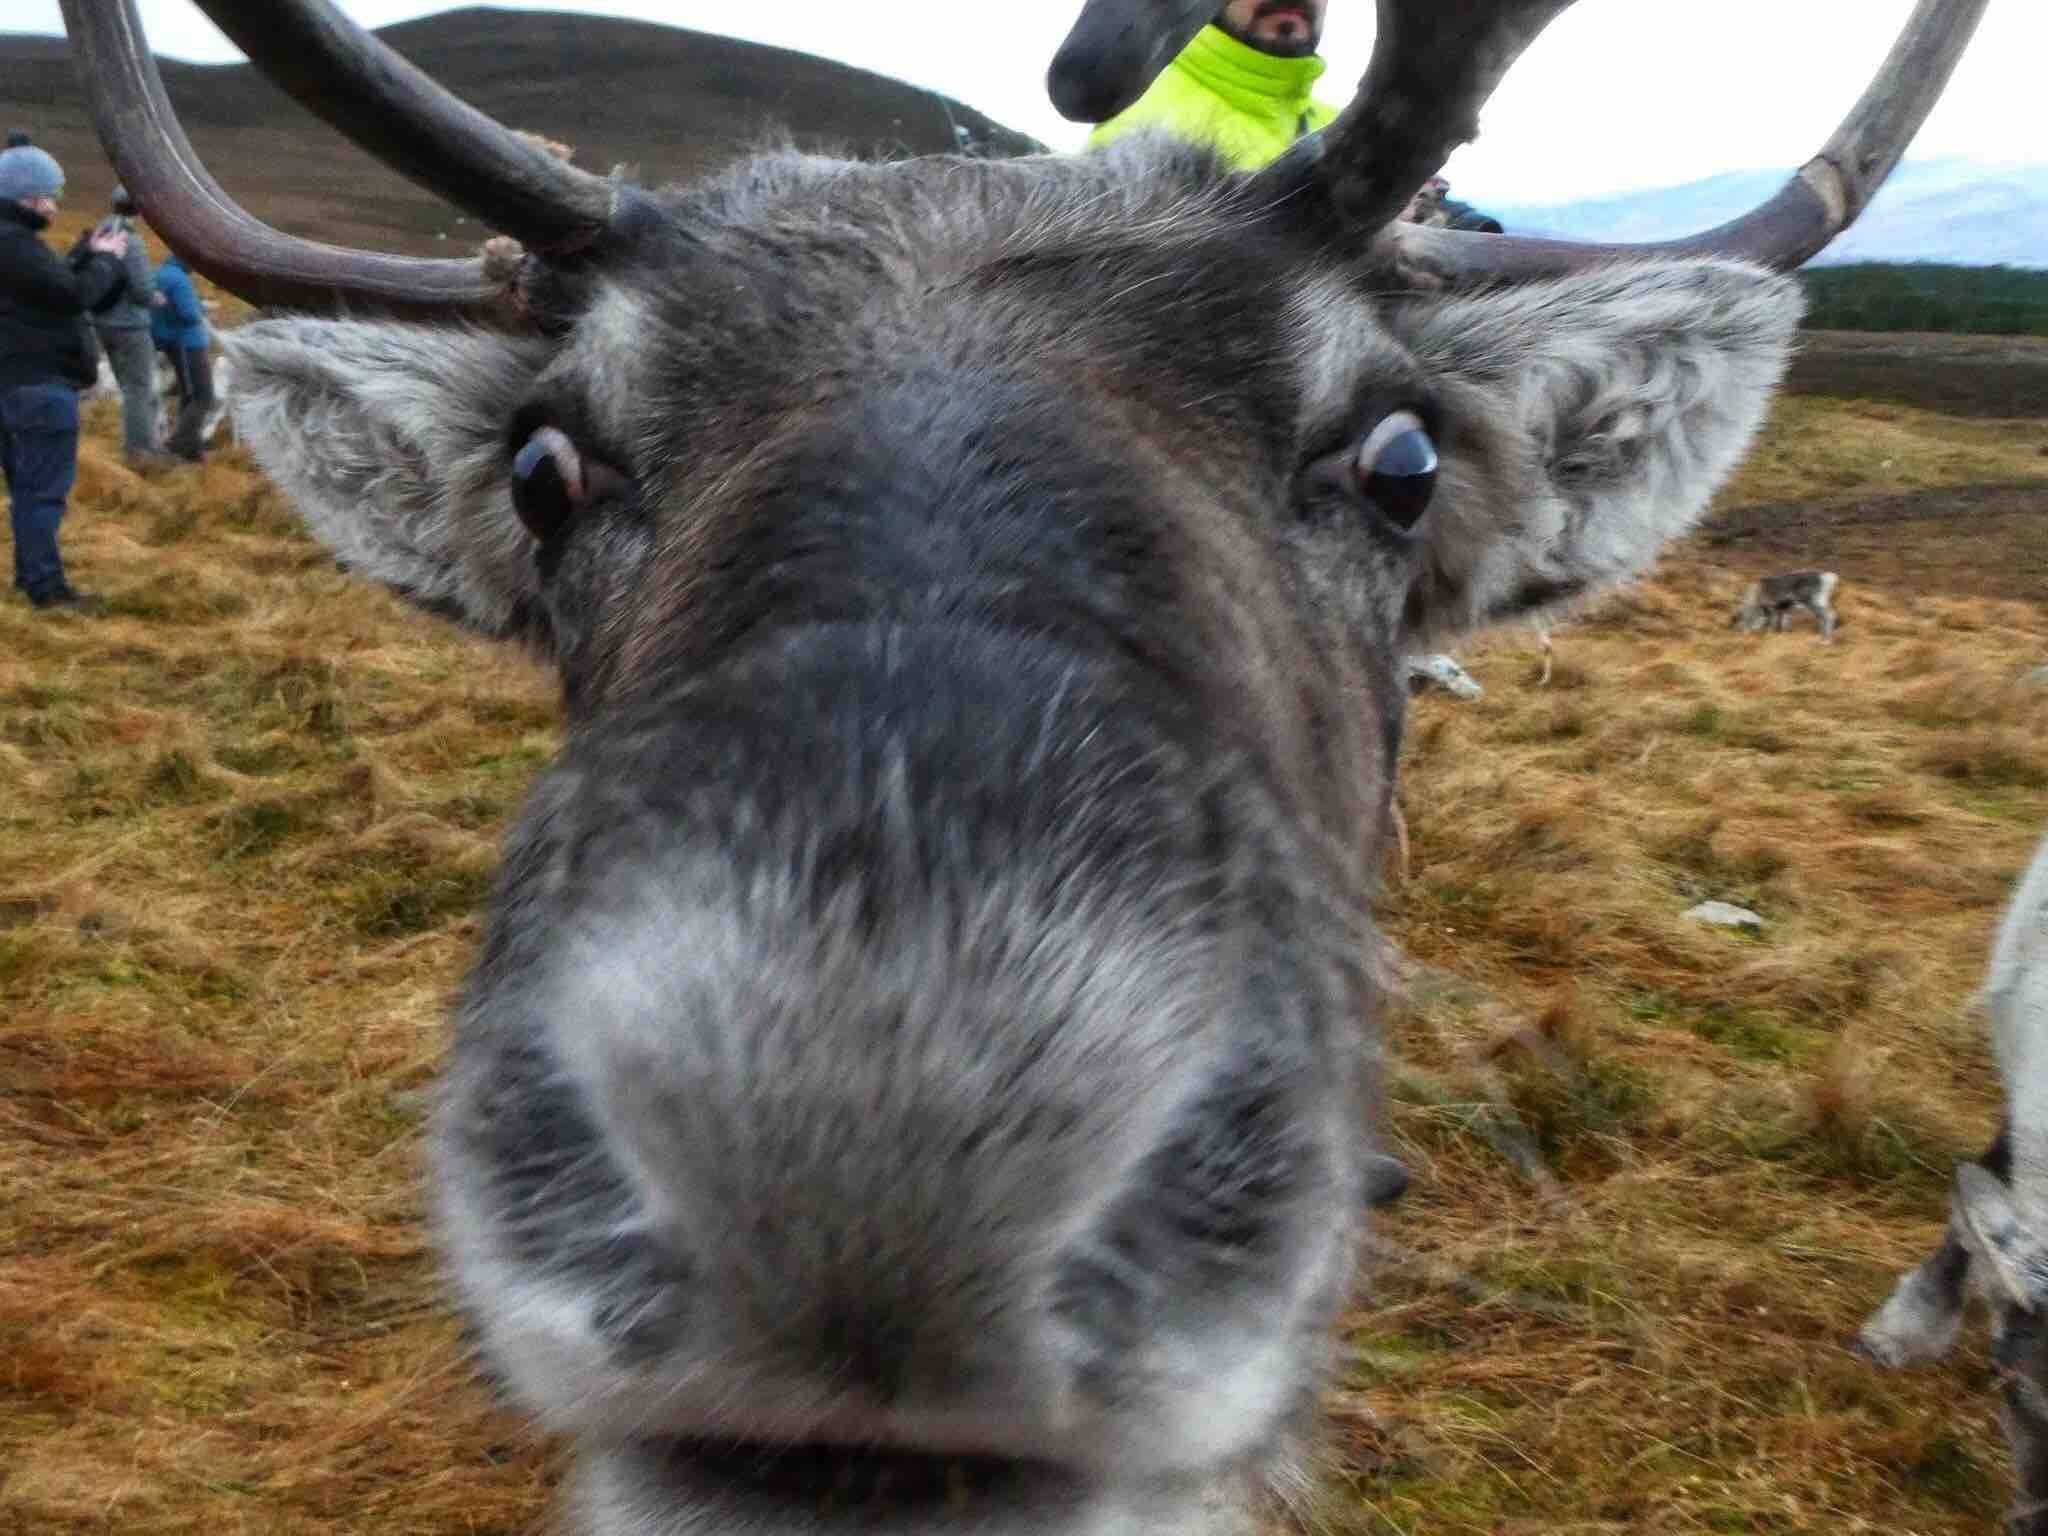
top-left (1, 230), bottom-right (2046, 1530)
top-left (0, 9), bottom-right (1042, 254)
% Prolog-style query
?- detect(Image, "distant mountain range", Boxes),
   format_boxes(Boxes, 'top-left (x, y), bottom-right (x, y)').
top-left (1487, 159), bottom-right (2048, 269)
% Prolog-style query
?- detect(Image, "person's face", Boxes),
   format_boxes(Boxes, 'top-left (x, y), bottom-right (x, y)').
top-left (1215, 0), bottom-right (1327, 57)
top-left (18, 194), bottom-right (58, 220)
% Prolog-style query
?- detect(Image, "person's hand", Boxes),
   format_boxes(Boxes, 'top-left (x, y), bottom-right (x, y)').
top-left (88, 228), bottom-right (128, 257)
top-left (150, 292), bottom-right (168, 307)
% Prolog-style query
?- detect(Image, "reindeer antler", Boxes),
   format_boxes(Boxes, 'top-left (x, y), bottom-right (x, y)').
top-left (58, 0), bottom-right (644, 319)
top-left (183, 0), bottom-right (622, 258)
top-left (1312, 0), bottom-right (1576, 236)
top-left (1384, 0), bottom-right (1992, 278)
top-left (1047, 0), bottom-right (1219, 124)
top-left (1057, 0), bottom-right (1990, 278)
top-left (59, 0), bottom-right (505, 317)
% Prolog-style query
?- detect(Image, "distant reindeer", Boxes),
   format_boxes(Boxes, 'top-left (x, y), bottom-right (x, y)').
top-left (1730, 570), bottom-right (1839, 641)
top-left (1860, 833), bottom-right (2048, 1532)
top-left (1389, 655), bottom-right (1484, 879)
top-left (62, 0), bottom-right (1979, 1529)
top-left (1404, 653), bottom-right (1483, 701)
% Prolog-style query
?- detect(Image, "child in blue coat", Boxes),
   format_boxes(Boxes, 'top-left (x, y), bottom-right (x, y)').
top-left (151, 253), bottom-right (213, 462)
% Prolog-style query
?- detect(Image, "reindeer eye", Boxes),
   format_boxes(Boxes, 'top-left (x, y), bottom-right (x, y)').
top-left (510, 425), bottom-right (585, 542)
top-left (1354, 410), bottom-right (1437, 530)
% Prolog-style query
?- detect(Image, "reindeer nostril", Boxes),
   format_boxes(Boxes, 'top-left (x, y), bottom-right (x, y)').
top-left (1362, 1153), bottom-right (1410, 1208)
top-left (646, 1440), bottom-right (1058, 1513)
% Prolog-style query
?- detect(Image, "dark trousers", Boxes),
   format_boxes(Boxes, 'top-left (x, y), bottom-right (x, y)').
top-left (0, 383), bottom-right (81, 602)
top-left (99, 325), bottom-right (160, 457)
top-left (161, 344), bottom-right (214, 462)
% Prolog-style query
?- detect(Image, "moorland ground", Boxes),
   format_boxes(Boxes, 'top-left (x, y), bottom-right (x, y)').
top-left (2, 227), bottom-right (2046, 1532)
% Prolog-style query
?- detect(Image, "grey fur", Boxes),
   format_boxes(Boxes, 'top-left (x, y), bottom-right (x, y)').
top-left (1730, 569), bottom-right (1839, 641)
top-left (227, 138), bottom-right (1801, 1534)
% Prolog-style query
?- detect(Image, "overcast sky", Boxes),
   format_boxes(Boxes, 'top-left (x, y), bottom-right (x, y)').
top-left (8, 0), bottom-right (2041, 204)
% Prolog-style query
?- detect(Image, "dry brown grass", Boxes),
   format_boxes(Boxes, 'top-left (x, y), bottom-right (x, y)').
top-left (1, 308), bottom-right (2045, 1533)
top-left (2, 400), bottom-right (552, 1530)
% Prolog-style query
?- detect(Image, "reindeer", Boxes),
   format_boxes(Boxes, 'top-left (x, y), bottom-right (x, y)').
top-left (1387, 655), bottom-right (1482, 880)
top-left (1532, 621), bottom-right (1556, 685)
top-left (1860, 833), bottom-right (2048, 1533)
top-left (62, 0), bottom-right (1981, 1530)
top-left (1403, 654), bottom-right (1483, 701)
top-left (1730, 569), bottom-right (1840, 641)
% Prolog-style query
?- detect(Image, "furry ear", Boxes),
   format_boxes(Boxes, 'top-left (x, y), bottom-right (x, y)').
top-left (1386, 260), bottom-right (1802, 642)
top-left (226, 318), bottom-right (555, 646)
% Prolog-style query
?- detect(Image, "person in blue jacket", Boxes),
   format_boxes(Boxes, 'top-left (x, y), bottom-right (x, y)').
top-left (150, 252), bottom-right (213, 463)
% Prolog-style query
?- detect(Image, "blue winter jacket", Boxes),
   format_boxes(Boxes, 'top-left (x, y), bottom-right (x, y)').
top-left (150, 256), bottom-right (208, 350)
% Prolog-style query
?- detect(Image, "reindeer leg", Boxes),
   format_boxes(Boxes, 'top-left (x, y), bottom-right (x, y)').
top-left (1997, 1313), bottom-right (2048, 1536)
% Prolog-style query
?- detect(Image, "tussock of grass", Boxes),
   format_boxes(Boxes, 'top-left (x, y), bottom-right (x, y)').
top-left (4, 295), bottom-right (2047, 1533)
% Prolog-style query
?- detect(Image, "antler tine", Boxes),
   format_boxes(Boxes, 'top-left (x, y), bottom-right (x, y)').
top-left (60, 0), bottom-right (503, 318)
top-left (189, 0), bottom-right (619, 257)
top-left (1317, 0), bottom-right (1579, 235)
top-left (1381, 0), bottom-right (1989, 281)
top-left (1047, 0), bottom-right (1218, 125)
top-left (1047, 0), bottom-right (1580, 218)
top-left (1391, 0), bottom-right (1990, 280)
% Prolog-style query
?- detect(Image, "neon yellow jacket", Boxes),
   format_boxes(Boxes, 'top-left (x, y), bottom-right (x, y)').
top-left (1084, 25), bottom-right (1340, 172)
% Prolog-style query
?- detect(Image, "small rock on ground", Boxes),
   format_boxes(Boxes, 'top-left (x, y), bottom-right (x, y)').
top-left (1684, 900), bottom-right (1763, 932)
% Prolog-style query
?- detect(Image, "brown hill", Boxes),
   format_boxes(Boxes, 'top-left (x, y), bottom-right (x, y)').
top-left (0, 8), bottom-right (1045, 254)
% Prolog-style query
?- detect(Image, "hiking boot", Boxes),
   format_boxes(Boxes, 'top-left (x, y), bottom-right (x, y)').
top-left (124, 448), bottom-right (180, 473)
top-left (30, 587), bottom-right (106, 615)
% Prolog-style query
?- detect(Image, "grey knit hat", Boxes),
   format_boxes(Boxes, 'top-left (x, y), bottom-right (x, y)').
top-left (0, 146), bottom-right (65, 201)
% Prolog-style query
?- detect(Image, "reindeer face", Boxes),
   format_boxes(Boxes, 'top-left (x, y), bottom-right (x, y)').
top-left (70, 0), bottom-right (1974, 1526)
top-left (221, 146), bottom-right (1799, 1532)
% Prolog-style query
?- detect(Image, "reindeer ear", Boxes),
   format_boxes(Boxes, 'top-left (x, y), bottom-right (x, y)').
top-left (1385, 260), bottom-right (1801, 643)
top-left (226, 318), bottom-right (556, 648)
top-left (1956, 1162), bottom-right (2048, 1312)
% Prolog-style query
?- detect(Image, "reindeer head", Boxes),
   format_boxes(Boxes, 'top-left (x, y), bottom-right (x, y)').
top-left (64, 0), bottom-right (1981, 1531)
